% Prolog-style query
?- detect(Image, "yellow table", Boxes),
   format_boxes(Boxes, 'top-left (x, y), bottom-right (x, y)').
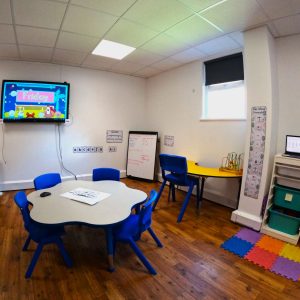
top-left (187, 160), bottom-right (242, 209)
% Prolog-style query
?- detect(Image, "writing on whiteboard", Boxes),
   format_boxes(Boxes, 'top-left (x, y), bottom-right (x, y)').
top-left (127, 133), bottom-right (158, 180)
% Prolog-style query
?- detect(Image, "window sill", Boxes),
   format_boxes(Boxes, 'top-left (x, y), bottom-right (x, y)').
top-left (200, 118), bottom-right (246, 122)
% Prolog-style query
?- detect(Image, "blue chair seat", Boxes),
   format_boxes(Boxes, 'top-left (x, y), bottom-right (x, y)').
top-left (34, 173), bottom-right (62, 190)
top-left (114, 215), bottom-right (140, 241)
top-left (153, 154), bottom-right (200, 222)
top-left (113, 190), bottom-right (162, 275)
top-left (92, 168), bottom-right (120, 181)
top-left (14, 191), bottom-right (72, 278)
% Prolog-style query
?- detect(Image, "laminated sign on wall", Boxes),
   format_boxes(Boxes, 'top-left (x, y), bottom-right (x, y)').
top-left (244, 106), bottom-right (267, 199)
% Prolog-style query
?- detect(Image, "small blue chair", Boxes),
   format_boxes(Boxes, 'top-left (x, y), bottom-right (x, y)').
top-left (114, 190), bottom-right (163, 275)
top-left (153, 154), bottom-right (200, 223)
top-left (92, 168), bottom-right (120, 181)
top-left (33, 173), bottom-right (62, 190)
top-left (14, 191), bottom-right (72, 278)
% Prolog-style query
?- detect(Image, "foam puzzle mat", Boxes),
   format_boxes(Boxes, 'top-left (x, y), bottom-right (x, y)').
top-left (221, 228), bottom-right (300, 282)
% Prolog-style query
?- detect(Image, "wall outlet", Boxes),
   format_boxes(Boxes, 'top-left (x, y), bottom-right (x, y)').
top-left (108, 146), bottom-right (117, 152)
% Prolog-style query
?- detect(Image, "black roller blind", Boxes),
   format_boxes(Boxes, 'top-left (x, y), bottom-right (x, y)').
top-left (204, 53), bottom-right (244, 86)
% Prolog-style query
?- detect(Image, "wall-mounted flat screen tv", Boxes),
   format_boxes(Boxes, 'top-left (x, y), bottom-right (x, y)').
top-left (1, 80), bottom-right (70, 122)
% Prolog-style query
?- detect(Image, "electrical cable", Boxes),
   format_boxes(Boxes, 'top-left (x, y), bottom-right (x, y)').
top-left (56, 124), bottom-right (77, 180)
top-left (1, 123), bottom-right (7, 164)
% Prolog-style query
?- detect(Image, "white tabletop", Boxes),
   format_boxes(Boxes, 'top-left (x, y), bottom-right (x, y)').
top-left (27, 180), bottom-right (147, 226)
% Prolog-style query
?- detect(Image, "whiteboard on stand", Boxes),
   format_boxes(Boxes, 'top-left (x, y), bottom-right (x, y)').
top-left (126, 131), bottom-right (158, 180)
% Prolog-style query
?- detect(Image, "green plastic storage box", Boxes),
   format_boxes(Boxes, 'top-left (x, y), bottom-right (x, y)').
top-left (273, 185), bottom-right (300, 212)
top-left (268, 206), bottom-right (300, 235)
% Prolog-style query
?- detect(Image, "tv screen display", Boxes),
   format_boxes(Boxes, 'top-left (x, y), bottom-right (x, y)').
top-left (1, 80), bottom-right (70, 122)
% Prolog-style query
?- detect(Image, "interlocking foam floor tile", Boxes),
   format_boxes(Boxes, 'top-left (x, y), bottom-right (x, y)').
top-left (256, 235), bottom-right (285, 255)
top-left (271, 256), bottom-right (300, 282)
top-left (221, 236), bottom-right (253, 257)
top-left (235, 228), bottom-right (262, 244)
top-left (245, 246), bottom-right (278, 269)
top-left (280, 244), bottom-right (300, 263)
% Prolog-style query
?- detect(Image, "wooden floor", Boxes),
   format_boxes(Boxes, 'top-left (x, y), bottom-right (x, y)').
top-left (1, 178), bottom-right (299, 299)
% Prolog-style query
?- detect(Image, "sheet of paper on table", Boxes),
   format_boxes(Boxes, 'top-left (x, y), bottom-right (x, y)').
top-left (61, 188), bottom-right (111, 205)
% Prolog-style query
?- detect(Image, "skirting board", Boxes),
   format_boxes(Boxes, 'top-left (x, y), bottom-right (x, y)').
top-left (0, 170), bottom-right (127, 191)
top-left (231, 210), bottom-right (262, 231)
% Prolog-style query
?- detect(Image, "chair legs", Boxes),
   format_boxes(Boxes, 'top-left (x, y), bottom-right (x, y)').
top-left (25, 243), bottom-right (44, 278)
top-left (177, 183), bottom-right (194, 223)
top-left (56, 237), bottom-right (73, 268)
top-left (25, 237), bottom-right (72, 279)
top-left (147, 227), bottom-right (163, 248)
top-left (153, 180), bottom-right (166, 210)
top-left (128, 238), bottom-right (157, 275)
top-left (22, 235), bottom-right (31, 251)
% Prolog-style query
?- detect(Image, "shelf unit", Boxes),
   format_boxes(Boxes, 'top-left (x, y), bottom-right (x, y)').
top-left (261, 154), bottom-right (300, 245)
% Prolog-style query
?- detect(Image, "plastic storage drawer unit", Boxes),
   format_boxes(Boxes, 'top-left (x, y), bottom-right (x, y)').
top-left (274, 185), bottom-right (300, 212)
top-left (268, 206), bottom-right (300, 235)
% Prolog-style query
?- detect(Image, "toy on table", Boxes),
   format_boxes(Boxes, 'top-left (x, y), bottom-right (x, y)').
top-left (220, 152), bottom-right (244, 175)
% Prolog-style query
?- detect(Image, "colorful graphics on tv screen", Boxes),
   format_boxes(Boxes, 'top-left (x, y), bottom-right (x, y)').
top-left (1, 80), bottom-right (69, 122)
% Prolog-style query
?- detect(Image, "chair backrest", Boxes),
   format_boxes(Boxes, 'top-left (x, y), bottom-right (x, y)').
top-left (34, 173), bottom-right (62, 190)
top-left (138, 190), bottom-right (158, 232)
top-left (92, 168), bottom-right (120, 181)
top-left (14, 191), bottom-right (31, 230)
top-left (159, 154), bottom-right (187, 179)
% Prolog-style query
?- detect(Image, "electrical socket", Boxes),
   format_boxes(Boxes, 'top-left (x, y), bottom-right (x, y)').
top-left (108, 146), bottom-right (117, 152)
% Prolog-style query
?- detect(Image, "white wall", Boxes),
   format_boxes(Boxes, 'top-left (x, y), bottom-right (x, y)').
top-left (146, 61), bottom-right (247, 208)
top-left (232, 26), bottom-right (279, 230)
top-left (0, 61), bottom-right (146, 190)
top-left (276, 34), bottom-right (300, 152)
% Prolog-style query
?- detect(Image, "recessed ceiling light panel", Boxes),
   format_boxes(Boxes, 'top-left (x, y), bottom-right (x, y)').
top-left (92, 40), bottom-right (135, 60)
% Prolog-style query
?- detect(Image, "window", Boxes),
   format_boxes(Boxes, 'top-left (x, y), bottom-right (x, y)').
top-left (202, 53), bottom-right (246, 120)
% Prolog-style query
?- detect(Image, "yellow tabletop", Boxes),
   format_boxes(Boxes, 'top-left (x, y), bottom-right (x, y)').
top-left (187, 160), bottom-right (242, 178)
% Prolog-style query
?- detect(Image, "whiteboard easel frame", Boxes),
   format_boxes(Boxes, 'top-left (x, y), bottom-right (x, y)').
top-left (126, 131), bottom-right (158, 181)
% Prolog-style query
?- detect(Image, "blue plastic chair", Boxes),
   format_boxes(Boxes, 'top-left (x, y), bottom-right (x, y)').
top-left (92, 168), bottom-right (120, 181)
top-left (114, 190), bottom-right (163, 275)
top-left (33, 173), bottom-right (62, 190)
top-left (14, 191), bottom-right (72, 278)
top-left (153, 154), bottom-right (200, 223)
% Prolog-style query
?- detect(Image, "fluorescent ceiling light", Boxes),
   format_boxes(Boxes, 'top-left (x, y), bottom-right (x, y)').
top-left (92, 39), bottom-right (135, 60)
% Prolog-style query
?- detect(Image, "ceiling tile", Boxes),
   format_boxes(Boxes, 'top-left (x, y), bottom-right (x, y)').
top-left (178, 0), bottom-right (224, 12)
top-left (133, 66), bottom-right (162, 78)
top-left (108, 61), bottom-right (145, 74)
top-left (141, 33), bottom-right (190, 57)
top-left (195, 35), bottom-right (240, 56)
top-left (62, 5), bottom-right (118, 37)
top-left (71, 0), bottom-right (136, 16)
top-left (166, 15), bottom-right (222, 47)
top-left (81, 54), bottom-right (118, 70)
top-left (228, 31), bottom-right (244, 46)
top-left (150, 58), bottom-right (182, 71)
top-left (272, 14), bottom-right (300, 37)
top-left (257, 0), bottom-right (300, 20)
top-left (201, 0), bottom-right (268, 33)
top-left (16, 26), bottom-right (58, 47)
top-left (0, 44), bottom-right (19, 59)
top-left (170, 48), bottom-right (205, 63)
top-left (53, 49), bottom-right (87, 65)
top-left (0, 0), bottom-right (12, 24)
top-left (14, 0), bottom-right (67, 29)
top-left (0, 24), bottom-right (16, 44)
top-left (19, 45), bottom-right (52, 61)
top-left (123, 0), bottom-right (193, 31)
top-left (56, 31), bottom-right (99, 52)
top-left (124, 49), bottom-right (165, 65)
top-left (105, 19), bottom-right (159, 48)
